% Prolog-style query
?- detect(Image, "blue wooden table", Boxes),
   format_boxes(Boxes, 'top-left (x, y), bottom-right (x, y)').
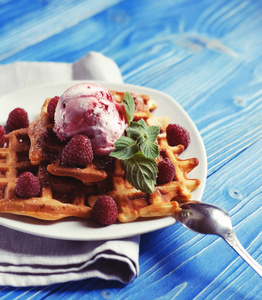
top-left (0, 0), bottom-right (261, 299)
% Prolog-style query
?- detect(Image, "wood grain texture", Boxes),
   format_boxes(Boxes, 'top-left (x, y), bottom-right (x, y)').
top-left (0, 0), bottom-right (261, 299)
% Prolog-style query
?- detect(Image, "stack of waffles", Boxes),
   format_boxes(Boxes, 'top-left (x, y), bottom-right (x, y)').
top-left (0, 91), bottom-right (200, 223)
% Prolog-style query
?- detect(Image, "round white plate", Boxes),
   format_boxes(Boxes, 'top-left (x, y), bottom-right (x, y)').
top-left (0, 81), bottom-right (207, 240)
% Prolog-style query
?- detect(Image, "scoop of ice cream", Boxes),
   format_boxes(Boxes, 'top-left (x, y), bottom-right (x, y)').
top-left (53, 82), bottom-right (127, 155)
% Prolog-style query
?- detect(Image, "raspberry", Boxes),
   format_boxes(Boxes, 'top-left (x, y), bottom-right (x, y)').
top-left (166, 124), bottom-right (190, 149)
top-left (0, 125), bottom-right (5, 148)
top-left (92, 195), bottom-right (118, 226)
top-left (157, 158), bottom-right (176, 185)
top-left (47, 96), bottom-right (59, 121)
top-left (62, 135), bottom-right (93, 167)
top-left (16, 172), bottom-right (41, 198)
top-left (6, 108), bottom-right (29, 132)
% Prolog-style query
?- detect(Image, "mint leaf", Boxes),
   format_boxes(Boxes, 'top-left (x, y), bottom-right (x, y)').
top-left (140, 140), bottom-right (159, 159)
top-left (129, 120), bottom-right (147, 130)
top-left (123, 92), bottom-right (135, 124)
top-left (126, 120), bottom-right (146, 139)
top-left (135, 119), bottom-right (148, 129)
top-left (125, 126), bottom-right (142, 140)
top-left (146, 125), bottom-right (160, 142)
top-left (122, 152), bottom-right (158, 193)
top-left (110, 136), bottom-right (138, 160)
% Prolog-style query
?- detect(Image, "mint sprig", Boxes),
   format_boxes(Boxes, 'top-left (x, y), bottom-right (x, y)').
top-left (110, 92), bottom-right (160, 193)
top-left (126, 119), bottom-right (159, 160)
top-left (122, 152), bottom-right (158, 194)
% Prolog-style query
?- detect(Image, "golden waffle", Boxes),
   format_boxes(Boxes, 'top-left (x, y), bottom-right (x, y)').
top-left (88, 135), bottom-right (200, 223)
top-left (28, 98), bottom-right (108, 184)
top-left (0, 129), bottom-right (200, 222)
top-left (0, 128), bottom-right (97, 220)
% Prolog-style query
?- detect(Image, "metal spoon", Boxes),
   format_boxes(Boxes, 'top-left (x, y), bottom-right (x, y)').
top-left (177, 202), bottom-right (262, 277)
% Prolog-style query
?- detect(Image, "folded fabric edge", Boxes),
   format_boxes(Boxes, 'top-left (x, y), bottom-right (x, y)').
top-left (73, 51), bottom-right (123, 83)
top-left (0, 253), bottom-right (138, 286)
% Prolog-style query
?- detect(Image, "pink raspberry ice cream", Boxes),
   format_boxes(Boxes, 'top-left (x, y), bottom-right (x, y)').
top-left (53, 82), bottom-right (127, 155)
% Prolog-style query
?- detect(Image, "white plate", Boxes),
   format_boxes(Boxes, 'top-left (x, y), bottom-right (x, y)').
top-left (0, 81), bottom-right (207, 240)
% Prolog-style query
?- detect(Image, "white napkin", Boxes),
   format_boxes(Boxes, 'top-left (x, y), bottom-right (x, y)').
top-left (0, 52), bottom-right (140, 287)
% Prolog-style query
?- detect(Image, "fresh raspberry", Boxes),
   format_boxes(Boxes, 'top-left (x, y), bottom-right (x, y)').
top-left (0, 125), bottom-right (5, 147)
top-left (92, 195), bottom-right (118, 226)
top-left (47, 96), bottom-right (59, 121)
top-left (61, 135), bottom-right (93, 167)
top-left (6, 108), bottom-right (29, 132)
top-left (16, 172), bottom-right (41, 198)
top-left (166, 124), bottom-right (191, 149)
top-left (157, 158), bottom-right (176, 185)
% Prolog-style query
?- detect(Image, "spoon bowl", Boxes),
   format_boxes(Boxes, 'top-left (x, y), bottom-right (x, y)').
top-left (177, 202), bottom-right (262, 277)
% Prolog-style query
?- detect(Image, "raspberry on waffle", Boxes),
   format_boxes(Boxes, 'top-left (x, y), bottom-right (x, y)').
top-left (0, 128), bottom-right (96, 220)
top-left (88, 136), bottom-right (200, 223)
top-left (28, 98), bottom-right (108, 184)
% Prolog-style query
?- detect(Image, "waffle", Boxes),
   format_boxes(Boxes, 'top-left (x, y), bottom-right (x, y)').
top-left (88, 135), bottom-right (200, 223)
top-left (0, 128), bottom-right (200, 222)
top-left (0, 128), bottom-right (97, 220)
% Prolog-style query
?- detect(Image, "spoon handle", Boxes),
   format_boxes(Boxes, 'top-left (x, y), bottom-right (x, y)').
top-left (223, 231), bottom-right (262, 277)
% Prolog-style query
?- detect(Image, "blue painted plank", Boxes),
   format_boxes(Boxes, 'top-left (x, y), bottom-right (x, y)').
top-left (0, 0), bottom-right (123, 61)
